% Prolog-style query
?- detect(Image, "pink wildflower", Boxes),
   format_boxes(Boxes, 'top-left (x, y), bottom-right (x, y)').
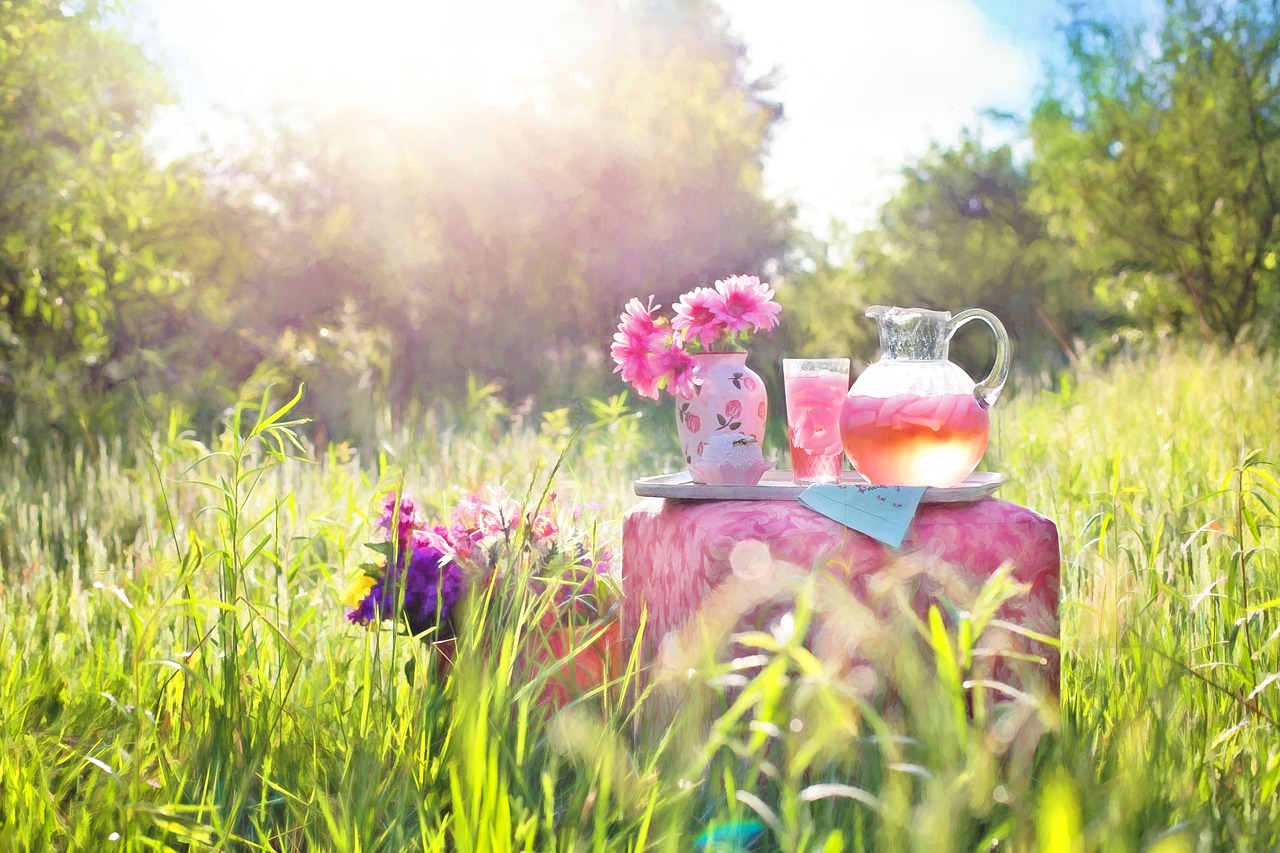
top-left (451, 494), bottom-right (486, 531)
top-left (492, 497), bottom-right (522, 537)
top-left (712, 275), bottom-right (781, 334)
top-left (451, 490), bottom-right (520, 540)
top-left (528, 508), bottom-right (558, 551)
top-left (671, 287), bottom-right (727, 350)
top-left (447, 525), bottom-right (489, 573)
top-left (422, 526), bottom-right (455, 556)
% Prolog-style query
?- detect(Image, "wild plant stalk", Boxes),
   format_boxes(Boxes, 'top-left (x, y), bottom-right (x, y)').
top-left (173, 385), bottom-right (310, 843)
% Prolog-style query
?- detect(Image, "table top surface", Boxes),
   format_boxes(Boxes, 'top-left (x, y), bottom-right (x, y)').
top-left (634, 470), bottom-right (1008, 503)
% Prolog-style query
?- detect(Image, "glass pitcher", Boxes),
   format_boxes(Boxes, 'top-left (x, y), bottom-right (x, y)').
top-left (839, 305), bottom-right (1010, 487)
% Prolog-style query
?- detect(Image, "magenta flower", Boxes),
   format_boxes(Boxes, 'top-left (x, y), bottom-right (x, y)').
top-left (486, 497), bottom-right (522, 538)
top-left (347, 489), bottom-right (619, 660)
top-left (446, 524), bottom-right (487, 572)
top-left (611, 328), bottom-right (664, 400)
top-left (713, 275), bottom-right (781, 334)
top-left (611, 296), bottom-right (668, 400)
top-left (655, 343), bottom-right (700, 399)
top-left (671, 287), bottom-right (727, 350)
top-left (615, 295), bottom-right (663, 341)
top-left (528, 506), bottom-right (558, 548)
top-left (377, 492), bottom-right (422, 546)
top-left (611, 276), bottom-right (780, 401)
top-left (450, 494), bottom-right (486, 532)
top-left (452, 489), bottom-right (518, 538)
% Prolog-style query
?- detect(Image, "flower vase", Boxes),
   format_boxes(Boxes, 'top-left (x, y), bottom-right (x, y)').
top-left (674, 352), bottom-right (768, 482)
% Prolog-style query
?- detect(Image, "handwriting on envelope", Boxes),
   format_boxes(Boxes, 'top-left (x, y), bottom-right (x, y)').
top-left (797, 484), bottom-right (927, 549)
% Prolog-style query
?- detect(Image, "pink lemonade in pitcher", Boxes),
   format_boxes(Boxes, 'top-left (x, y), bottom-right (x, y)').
top-left (840, 305), bottom-right (1009, 488)
top-left (784, 371), bottom-right (848, 483)
top-left (840, 392), bottom-right (990, 487)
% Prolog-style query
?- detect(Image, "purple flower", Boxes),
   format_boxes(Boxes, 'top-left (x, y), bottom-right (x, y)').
top-left (349, 507), bottom-right (465, 636)
top-left (395, 532), bottom-right (465, 635)
top-left (347, 590), bottom-right (378, 625)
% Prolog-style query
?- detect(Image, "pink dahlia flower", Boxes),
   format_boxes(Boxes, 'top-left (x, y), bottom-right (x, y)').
top-left (655, 343), bottom-right (700, 399)
top-left (610, 329), bottom-right (665, 400)
top-left (611, 296), bottom-right (666, 400)
top-left (615, 295), bottom-right (663, 341)
top-left (712, 275), bottom-right (781, 334)
top-left (671, 286), bottom-right (727, 350)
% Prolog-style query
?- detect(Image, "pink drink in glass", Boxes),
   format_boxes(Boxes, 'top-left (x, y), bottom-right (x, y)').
top-left (784, 366), bottom-right (848, 483)
top-left (840, 392), bottom-right (989, 487)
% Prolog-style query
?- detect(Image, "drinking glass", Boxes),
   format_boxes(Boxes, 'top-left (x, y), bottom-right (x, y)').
top-left (783, 358), bottom-right (850, 484)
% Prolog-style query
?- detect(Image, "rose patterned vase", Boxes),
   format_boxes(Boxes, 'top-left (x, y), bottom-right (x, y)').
top-left (675, 352), bottom-right (768, 482)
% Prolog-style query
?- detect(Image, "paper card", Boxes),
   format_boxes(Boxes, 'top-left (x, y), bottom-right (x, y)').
top-left (798, 484), bottom-right (927, 549)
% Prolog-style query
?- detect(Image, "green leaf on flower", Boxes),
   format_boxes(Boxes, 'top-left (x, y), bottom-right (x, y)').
top-left (364, 540), bottom-right (398, 562)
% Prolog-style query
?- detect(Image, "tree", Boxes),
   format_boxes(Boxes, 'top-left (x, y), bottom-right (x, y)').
top-left (1029, 0), bottom-right (1280, 342)
top-left (781, 134), bottom-right (1089, 377)
top-left (225, 0), bottom-right (793, 412)
top-left (0, 0), bottom-right (207, 429)
top-left (1, 0), bottom-right (794, 438)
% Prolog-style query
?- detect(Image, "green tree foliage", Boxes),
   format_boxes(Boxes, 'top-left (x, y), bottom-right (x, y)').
top-left (0, 0), bottom-right (210, 430)
top-left (1030, 0), bottom-right (1280, 342)
top-left (781, 135), bottom-right (1088, 376)
top-left (222, 0), bottom-right (791, 415)
top-left (0, 0), bottom-right (791, 439)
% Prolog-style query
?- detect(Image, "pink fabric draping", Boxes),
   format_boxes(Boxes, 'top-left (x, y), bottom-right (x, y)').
top-left (622, 497), bottom-right (1059, 690)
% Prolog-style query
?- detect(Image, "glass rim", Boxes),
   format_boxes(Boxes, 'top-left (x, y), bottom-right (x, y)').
top-left (782, 357), bottom-right (850, 374)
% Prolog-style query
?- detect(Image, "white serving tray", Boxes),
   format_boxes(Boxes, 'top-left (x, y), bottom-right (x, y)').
top-left (633, 470), bottom-right (1006, 503)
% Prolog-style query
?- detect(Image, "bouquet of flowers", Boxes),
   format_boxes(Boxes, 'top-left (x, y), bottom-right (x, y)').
top-left (344, 488), bottom-right (620, 703)
top-left (610, 274), bottom-right (781, 401)
top-left (345, 489), bottom-right (615, 635)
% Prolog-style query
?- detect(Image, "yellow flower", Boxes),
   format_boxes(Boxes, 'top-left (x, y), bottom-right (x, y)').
top-left (343, 572), bottom-right (377, 608)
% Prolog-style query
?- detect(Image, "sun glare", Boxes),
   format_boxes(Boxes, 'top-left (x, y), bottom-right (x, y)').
top-left (151, 0), bottom-right (564, 113)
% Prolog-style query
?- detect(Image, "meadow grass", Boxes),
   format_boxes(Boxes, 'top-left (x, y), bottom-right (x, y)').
top-left (0, 342), bottom-right (1277, 851)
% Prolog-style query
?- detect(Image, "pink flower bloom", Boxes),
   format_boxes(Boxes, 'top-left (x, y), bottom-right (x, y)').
top-left (528, 509), bottom-right (558, 549)
top-left (611, 296), bottom-right (668, 400)
top-left (482, 497), bottom-right (522, 538)
top-left (422, 526), bottom-right (455, 556)
top-left (671, 287), bottom-right (727, 350)
top-left (656, 343), bottom-right (700, 399)
top-left (451, 494), bottom-right (486, 532)
top-left (712, 275), bottom-right (781, 334)
top-left (610, 329), bottom-right (664, 400)
top-left (615, 295), bottom-right (662, 341)
top-left (612, 279), bottom-right (780, 401)
top-left (628, 363), bottom-right (664, 401)
top-left (451, 489), bottom-right (520, 541)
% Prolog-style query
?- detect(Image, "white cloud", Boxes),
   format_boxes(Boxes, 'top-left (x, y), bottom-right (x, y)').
top-left (725, 0), bottom-right (1038, 234)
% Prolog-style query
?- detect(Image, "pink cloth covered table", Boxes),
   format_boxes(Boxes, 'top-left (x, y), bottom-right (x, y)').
top-left (622, 496), bottom-right (1059, 688)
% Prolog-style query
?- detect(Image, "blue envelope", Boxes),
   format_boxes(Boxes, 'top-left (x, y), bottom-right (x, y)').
top-left (798, 484), bottom-right (926, 549)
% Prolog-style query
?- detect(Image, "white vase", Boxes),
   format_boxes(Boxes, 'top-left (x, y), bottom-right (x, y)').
top-left (674, 352), bottom-right (768, 482)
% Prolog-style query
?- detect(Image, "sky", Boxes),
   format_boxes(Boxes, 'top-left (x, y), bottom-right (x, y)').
top-left (725, 0), bottom-right (1064, 232)
top-left (137, 0), bottom-right (1139, 235)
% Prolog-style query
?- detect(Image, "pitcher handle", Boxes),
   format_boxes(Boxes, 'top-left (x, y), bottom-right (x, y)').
top-left (945, 308), bottom-right (1010, 409)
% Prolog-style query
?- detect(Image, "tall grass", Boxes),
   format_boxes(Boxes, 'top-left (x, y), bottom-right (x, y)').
top-left (992, 344), bottom-right (1280, 847)
top-left (0, 342), bottom-right (1276, 850)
